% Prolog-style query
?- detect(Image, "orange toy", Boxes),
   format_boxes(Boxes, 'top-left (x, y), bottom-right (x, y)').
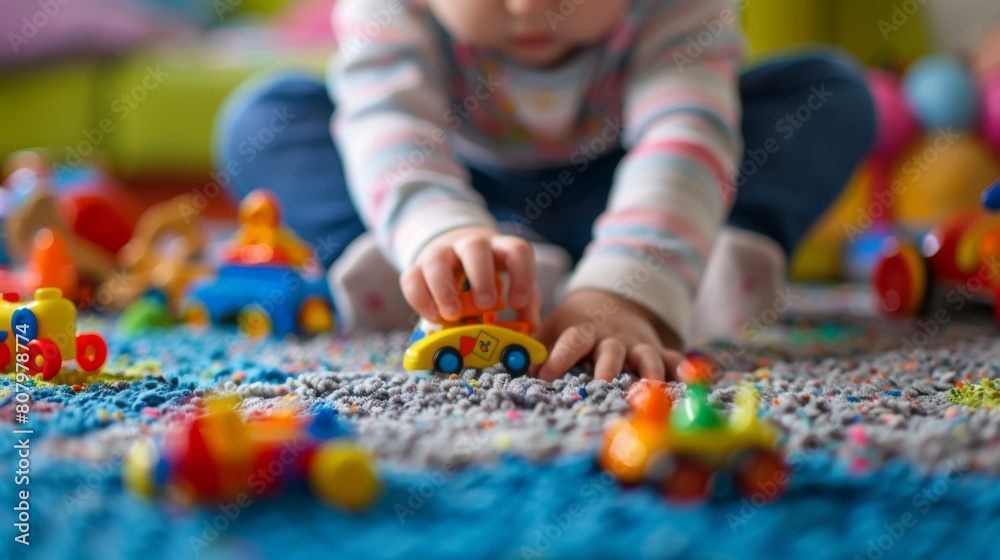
top-left (0, 229), bottom-right (79, 300)
top-left (226, 189), bottom-right (312, 269)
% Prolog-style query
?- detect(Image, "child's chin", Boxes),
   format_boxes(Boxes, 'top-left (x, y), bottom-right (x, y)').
top-left (504, 45), bottom-right (576, 68)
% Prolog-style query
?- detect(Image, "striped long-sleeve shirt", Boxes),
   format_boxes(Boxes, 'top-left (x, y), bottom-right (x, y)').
top-left (329, 0), bottom-right (745, 342)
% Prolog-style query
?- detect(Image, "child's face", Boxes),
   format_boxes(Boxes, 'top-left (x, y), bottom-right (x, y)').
top-left (425, 0), bottom-right (630, 67)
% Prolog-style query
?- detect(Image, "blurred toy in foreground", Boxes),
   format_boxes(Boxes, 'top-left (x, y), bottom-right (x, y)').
top-left (0, 287), bottom-right (108, 380)
top-left (181, 189), bottom-right (335, 338)
top-left (599, 356), bottom-right (788, 504)
top-left (124, 398), bottom-right (379, 511)
top-left (403, 271), bottom-right (547, 376)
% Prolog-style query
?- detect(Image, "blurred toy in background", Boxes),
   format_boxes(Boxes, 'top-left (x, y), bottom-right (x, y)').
top-left (403, 271), bottom-right (547, 376)
top-left (108, 194), bottom-right (214, 333)
top-left (1, 149), bottom-right (144, 300)
top-left (124, 397), bottom-right (380, 511)
top-left (599, 354), bottom-right (788, 504)
top-left (983, 72), bottom-right (1000, 156)
top-left (181, 189), bottom-right (335, 338)
top-left (807, 53), bottom-right (1000, 284)
top-left (983, 178), bottom-right (1000, 211)
top-left (0, 228), bottom-right (79, 299)
top-left (0, 287), bottom-right (108, 380)
top-left (872, 205), bottom-right (1000, 320)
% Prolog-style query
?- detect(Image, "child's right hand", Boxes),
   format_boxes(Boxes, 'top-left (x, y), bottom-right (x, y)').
top-left (400, 227), bottom-right (541, 329)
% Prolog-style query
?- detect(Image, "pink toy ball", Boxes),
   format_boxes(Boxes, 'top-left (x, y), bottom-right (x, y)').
top-left (982, 72), bottom-right (1000, 156)
top-left (867, 69), bottom-right (918, 158)
top-left (903, 55), bottom-right (980, 131)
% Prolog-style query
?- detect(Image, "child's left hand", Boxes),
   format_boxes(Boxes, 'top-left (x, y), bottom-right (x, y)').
top-left (535, 289), bottom-right (685, 382)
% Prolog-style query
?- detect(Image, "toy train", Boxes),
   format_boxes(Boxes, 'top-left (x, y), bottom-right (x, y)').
top-left (124, 399), bottom-right (380, 510)
top-left (600, 377), bottom-right (788, 503)
top-left (0, 287), bottom-right (108, 380)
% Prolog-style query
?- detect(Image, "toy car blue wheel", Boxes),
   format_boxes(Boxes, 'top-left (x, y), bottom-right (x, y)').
top-left (433, 347), bottom-right (463, 374)
top-left (501, 344), bottom-right (530, 375)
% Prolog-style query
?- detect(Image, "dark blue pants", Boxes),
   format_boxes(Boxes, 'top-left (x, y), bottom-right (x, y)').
top-left (214, 51), bottom-right (875, 268)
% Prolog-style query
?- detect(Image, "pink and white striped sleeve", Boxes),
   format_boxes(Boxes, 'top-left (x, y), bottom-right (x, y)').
top-left (563, 0), bottom-right (745, 344)
top-left (329, 0), bottom-right (497, 270)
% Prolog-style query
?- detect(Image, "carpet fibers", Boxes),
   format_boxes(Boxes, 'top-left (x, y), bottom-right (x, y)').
top-left (2, 285), bottom-right (999, 560)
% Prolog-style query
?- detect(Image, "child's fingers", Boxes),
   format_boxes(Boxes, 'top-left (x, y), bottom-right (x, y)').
top-left (593, 338), bottom-right (627, 382)
top-left (491, 236), bottom-right (535, 309)
top-left (522, 284), bottom-right (542, 332)
top-left (454, 236), bottom-right (498, 309)
top-left (537, 325), bottom-right (595, 382)
top-left (422, 251), bottom-right (462, 321)
top-left (661, 349), bottom-right (685, 380)
top-left (627, 344), bottom-right (666, 381)
top-left (400, 266), bottom-right (440, 322)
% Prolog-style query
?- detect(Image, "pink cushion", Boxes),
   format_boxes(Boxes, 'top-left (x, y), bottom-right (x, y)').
top-left (273, 0), bottom-right (338, 46)
top-left (0, 0), bottom-right (194, 67)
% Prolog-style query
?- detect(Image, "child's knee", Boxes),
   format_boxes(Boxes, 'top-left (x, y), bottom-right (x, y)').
top-left (213, 73), bottom-right (332, 198)
top-left (793, 51), bottom-right (877, 150)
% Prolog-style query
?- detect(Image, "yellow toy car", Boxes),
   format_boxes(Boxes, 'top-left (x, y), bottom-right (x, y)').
top-left (403, 321), bottom-right (548, 375)
top-left (402, 272), bottom-right (548, 376)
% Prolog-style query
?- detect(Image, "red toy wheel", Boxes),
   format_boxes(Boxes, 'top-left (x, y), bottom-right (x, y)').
top-left (733, 449), bottom-right (789, 503)
top-left (660, 456), bottom-right (714, 503)
top-left (0, 341), bottom-right (10, 370)
top-left (76, 333), bottom-right (108, 372)
top-left (27, 339), bottom-right (62, 380)
top-left (872, 236), bottom-right (928, 316)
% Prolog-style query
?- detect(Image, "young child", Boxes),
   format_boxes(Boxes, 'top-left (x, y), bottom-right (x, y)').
top-left (215, 0), bottom-right (875, 382)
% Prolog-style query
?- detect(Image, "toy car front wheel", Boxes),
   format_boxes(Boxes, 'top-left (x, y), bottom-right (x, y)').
top-left (309, 442), bottom-right (379, 510)
top-left (76, 333), bottom-right (108, 372)
top-left (433, 347), bottom-right (463, 374)
top-left (660, 455), bottom-right (714, 504)
top-left (501, 344), bottom-right (530, 375)
top-left (733, 449), bottom-right (789, 502)
top-left (27, 338), bottom-right (62, 380)
top-left (872, 236), bottom-right (928, 316)
top-left (237, 305), bottom-right (272, 338)
top-left (183, 300), bottom-right (211, 327)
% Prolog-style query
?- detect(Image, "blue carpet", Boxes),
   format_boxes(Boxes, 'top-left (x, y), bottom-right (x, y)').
top-left (0, 451), bottom-right (994, 560)
top-left (3, 289), bottom-right (1000, 560)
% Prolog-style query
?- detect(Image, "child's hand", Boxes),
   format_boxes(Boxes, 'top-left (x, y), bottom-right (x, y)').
top-left (401, 227), bottom-right (541, 329)
top-left (536, 289), bottom-right (684, 382)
